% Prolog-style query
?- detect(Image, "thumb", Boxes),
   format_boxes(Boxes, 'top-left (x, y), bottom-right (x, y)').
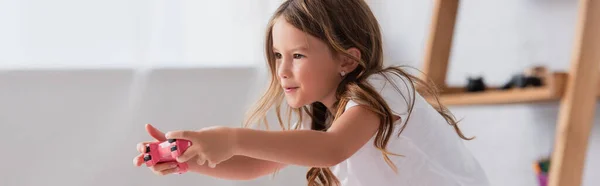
top-left (146, 124), bottom-right (167, 141)
top-left (165, 130), bottom-right (194, 141)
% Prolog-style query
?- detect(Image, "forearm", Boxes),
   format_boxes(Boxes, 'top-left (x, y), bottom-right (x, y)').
top-left (233, 128), bottom-right (348, 167)
top-left (187, 155), bottom-right (285, 180)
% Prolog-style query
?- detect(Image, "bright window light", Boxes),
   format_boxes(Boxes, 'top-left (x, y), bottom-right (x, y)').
top-left (0, 0), bottom-right (280, 69)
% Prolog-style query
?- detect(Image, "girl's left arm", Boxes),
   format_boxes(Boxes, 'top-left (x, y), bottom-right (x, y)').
top-left (233, 105), bottom-right (380, 167)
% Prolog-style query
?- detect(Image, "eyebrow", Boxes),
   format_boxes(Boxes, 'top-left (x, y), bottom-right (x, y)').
top-left (273, 45), bottom-right (309, 52)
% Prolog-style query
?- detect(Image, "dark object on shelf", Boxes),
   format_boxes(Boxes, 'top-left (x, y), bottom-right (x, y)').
top-left (501, 74), bottom-right (544, 90)
top-left (524, 66), bottom-right (546, 88)
top-left (502, 74), bottom-right (523, 89)
top-left (527, 76), bottom-right (543, 87)
top-left (525, 66), bottom-right (548, 79)
top-left (502, 66), bottom-right (548, 90)
top-left (466, 76), bottom-right (486, 92)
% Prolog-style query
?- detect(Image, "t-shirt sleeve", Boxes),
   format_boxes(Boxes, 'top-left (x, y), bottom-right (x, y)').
top-left (345, 73), bottom-right (412, 118)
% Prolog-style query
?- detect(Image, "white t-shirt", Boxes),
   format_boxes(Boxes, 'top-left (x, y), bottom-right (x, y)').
top-left (296, 72), bottom-right (490, 186)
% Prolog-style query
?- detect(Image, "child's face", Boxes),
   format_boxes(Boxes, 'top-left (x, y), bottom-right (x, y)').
top-left (272, 17), bottom-right (343, 109)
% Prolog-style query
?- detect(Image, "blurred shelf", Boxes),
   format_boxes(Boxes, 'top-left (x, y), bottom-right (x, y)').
top-left (421, 0), bottom-right (599, 185)
top-left (438, 72), bottom-right (568, 106)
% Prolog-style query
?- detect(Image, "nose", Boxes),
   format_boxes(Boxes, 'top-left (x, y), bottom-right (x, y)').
top-left (277, 57), bottom-right (292, 79)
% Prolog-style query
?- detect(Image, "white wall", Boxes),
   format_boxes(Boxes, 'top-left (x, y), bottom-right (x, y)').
top-left (1, 0), bottom-right (598, 186)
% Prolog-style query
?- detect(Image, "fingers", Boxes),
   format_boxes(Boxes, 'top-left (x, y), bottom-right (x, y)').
top-left (175, 147), bottom-right (198, 163)
top-left (146, 124), bottom-right (167, 141)
top-left (137, 124), bottom-right (167, 155)
top-left (196, 155), bottom-right (218, 168)
top-left (154, 167), bottom-right (181, 176)
top-left (135, 124), bottom-right (186, 175)
top-left (136, 142), bottom-right (154, 153)
top-left (147, 124), bottom-right (167, 141)
top-left (149, 162), bottom-right (180, 176)
top-left (196, 154), bottom-right (206, 166)
top-left (164, 130), bottom-right (197, 162)
top-left (207, 161), bottom-right (218, 168)
top-left (133, 153), bottom-right (145, 166)
top-left (134, 152), bottom-right (181, 175)
top-left (150, 162), bottom-right (178, 172)
top-left (165, 130), bottom-right (193, 141)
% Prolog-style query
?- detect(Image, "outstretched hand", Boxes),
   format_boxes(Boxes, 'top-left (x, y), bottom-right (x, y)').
top-left (165, 126), bottom-right (238, 168)
top-left (133, 124), bottom-right (182, 175)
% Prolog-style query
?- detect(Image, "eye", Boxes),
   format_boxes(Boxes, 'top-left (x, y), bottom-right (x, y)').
top-left (293, 54), bottom-right (305, 59)
top-left (273, 52), bottom-right (282, 59)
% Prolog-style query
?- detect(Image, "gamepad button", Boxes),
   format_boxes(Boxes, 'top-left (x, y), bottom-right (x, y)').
top-left (143, 154), bottom-right (151, 162)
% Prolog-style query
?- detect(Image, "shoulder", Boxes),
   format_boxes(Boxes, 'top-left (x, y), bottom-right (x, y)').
top-left (364, 71), bottom-right (414, 94)
top-left (345, 71), bottom-right (415, 117)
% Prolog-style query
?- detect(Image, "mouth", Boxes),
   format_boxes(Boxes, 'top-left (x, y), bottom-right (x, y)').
top-left (283, 87), bottom-right (299, 93)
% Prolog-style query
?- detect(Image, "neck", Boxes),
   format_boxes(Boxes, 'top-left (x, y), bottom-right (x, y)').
top-left (321, 81), bottom-right (343, 113)
top-left (320, 92), bottom-right (338, 112)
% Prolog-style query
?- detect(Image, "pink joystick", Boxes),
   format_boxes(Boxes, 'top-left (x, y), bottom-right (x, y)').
top-left (143, 139), bottom-right (192, 174)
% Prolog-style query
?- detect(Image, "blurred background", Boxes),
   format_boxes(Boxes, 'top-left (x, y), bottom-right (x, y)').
top-left (0, 0), bottom-right (598, 185)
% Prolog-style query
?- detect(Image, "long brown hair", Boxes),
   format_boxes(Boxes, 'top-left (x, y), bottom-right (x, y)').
top-left (243, 0), bottom-right (472, 185)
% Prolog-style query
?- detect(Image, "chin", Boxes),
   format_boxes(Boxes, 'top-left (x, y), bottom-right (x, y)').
top-left (286, 101), bottom-right (303, 109)
top-left (285, 97), bottom-right (307, 109)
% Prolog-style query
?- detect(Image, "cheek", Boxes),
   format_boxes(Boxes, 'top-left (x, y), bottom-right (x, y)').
top-left (298, 62), bottom-right (338, 94)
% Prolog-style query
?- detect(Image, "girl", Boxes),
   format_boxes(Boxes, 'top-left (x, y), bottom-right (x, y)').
top-left (133, 0), bottom-right (490, 185)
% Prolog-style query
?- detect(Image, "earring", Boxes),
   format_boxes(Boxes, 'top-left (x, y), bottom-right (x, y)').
top-left (340, 71), bottom-right (346, 77)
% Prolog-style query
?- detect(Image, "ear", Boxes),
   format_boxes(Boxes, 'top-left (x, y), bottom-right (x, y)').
top-left (339, 47), bottom-right (361, 75)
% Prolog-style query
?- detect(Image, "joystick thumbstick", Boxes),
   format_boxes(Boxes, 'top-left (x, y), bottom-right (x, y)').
top-left (171, 146), bottom-right (177, 152)
top-left (145, 146), bottom-right (150, 153)
top-left (168, 139), bottom-right (176, 143)
top-left (143, 154), bottom-right (152, 162)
